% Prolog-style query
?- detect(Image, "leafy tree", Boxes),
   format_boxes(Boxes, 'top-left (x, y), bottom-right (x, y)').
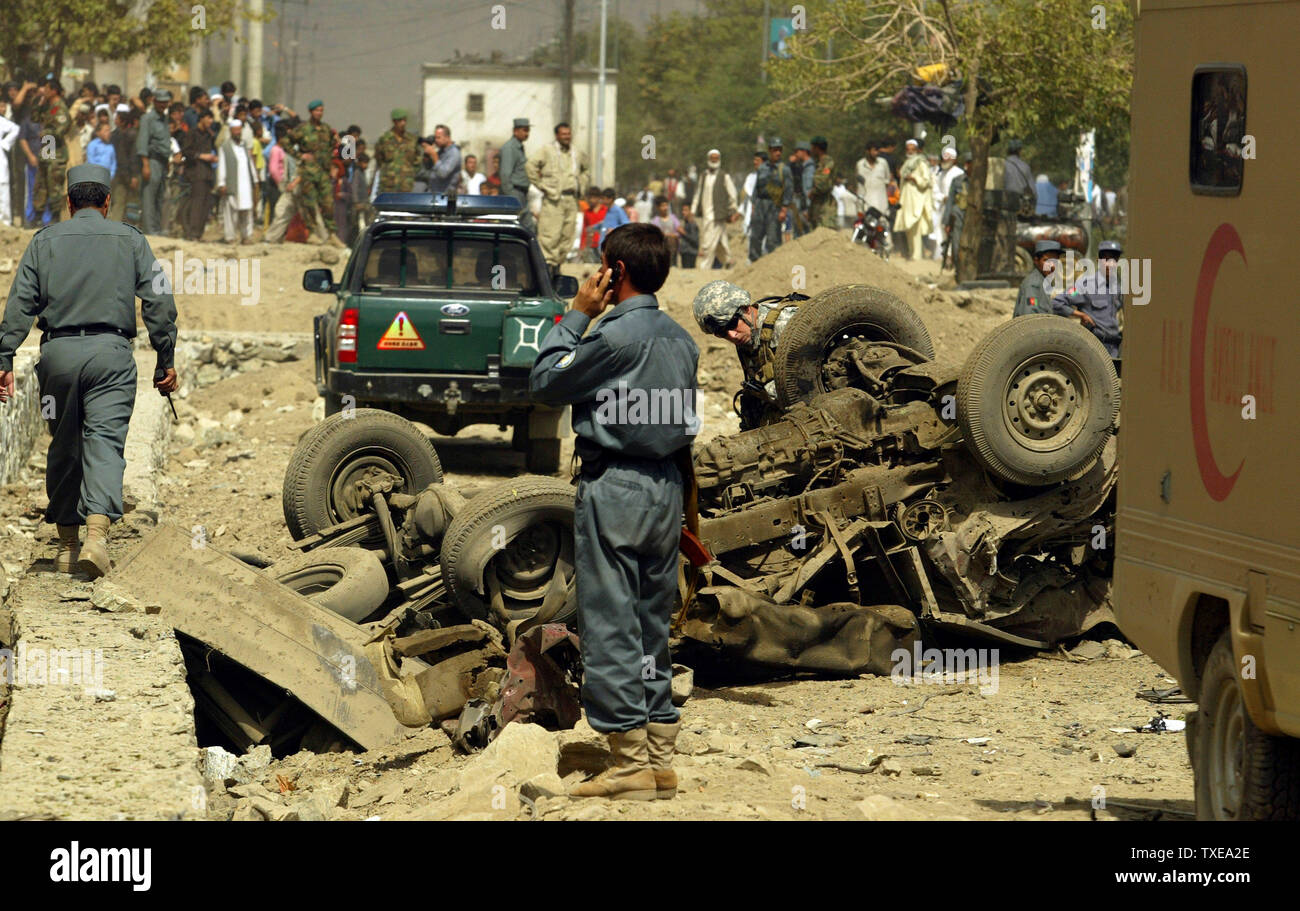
top-left (0, 0), bottom-right (242, 84)
top-left (765, 0), bottom-right (1134, 280)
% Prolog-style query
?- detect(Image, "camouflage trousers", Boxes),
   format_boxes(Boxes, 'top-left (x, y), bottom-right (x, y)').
top-left (33, 154), bottom-right (68, 222)
top-left (298, 164), bottom-right (336, 236)
top-left (810, 199), bottom-right (838, 230)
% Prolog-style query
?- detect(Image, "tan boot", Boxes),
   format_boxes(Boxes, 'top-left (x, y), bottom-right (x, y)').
top-left (53, 525), bottom-right (81, 573)
top-left (78, 514), bottom-right (112, 579)
top-left (646, 721), bottom-right (681, 799)
top-left (568, 728), bottom-right (657, 801)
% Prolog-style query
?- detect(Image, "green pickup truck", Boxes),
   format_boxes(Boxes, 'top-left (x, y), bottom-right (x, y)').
top-left (303, 193), bottom-right (579, 473)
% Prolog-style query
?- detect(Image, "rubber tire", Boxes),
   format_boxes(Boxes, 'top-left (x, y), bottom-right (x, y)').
top-left (773, 284), bottom-right (936, 410)
top-left (282, 408), bottom-right (443, 540)
top-left (1014, 245), bottom-right (1033, 274)
top-left (525, 437), bottom-right (563, 474)
top-left (957, 315), bottom-right (1118, 487)
top-left (440, 476), bottom-right (577, 625)
top-left (1195, 629), bottom-right (1300, 820)
top-left (269, 547), bottom-right (390, 622)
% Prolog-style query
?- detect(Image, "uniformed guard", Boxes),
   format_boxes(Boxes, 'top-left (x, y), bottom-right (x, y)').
top-left (529, 223), bottom-right (699, 801)
top-left (287, 100), bottom-right (346, 247)
top-left (526, 122), bottom-right (589, 278)
top-left (373, 108), bottom-right (422, 194)
top-left (135, 88), bottom-right (173, 235)
top-left (1050, 239), bottom-right (1124, 357)
top-left (749, 137), bottom-right (793, 262)
top-left (1013, 239), bottom-right (1063, 317)
top-left (808, 136), bottom-right (837, 230)
top-left (32, 77), bottom-right (72, 224)
top-left (498, 117), bottom-right (533, 232)
top-left (0, 163), bottom-right (178, 578)
top-left (791, 140), bottom-right (813, 237)
top-left (692, 279), bottom-right (807, 430)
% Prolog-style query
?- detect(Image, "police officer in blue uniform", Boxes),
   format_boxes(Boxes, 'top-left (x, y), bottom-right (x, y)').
top-left (529, 223), bottom-right (699, 801)
top-left (0, 163), bottom-right (178, 578)
top-left (1050, 239), bottom-right (1124, 357)
top-left (749, 138), bottom-right (794, 262)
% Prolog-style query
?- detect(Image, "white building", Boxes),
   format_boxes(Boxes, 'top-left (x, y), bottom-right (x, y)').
top-left (421, 63), bottom-right (618, 187)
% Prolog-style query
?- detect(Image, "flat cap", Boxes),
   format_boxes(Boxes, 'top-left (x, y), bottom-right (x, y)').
top-left (390, 107), bottom-right (409, 121)
top-left (1033, 240), bottom-right (1063, 256)
top-left (68, 163), bottom-right (112, 191)
top-left (513, 117), bottom-right (530, 128)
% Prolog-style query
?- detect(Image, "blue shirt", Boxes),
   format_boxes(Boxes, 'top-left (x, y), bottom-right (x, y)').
top-left (530, 294), bottom-right (700, 459)
top-left (599, 205), bottom-right (629, 243)
top-left (428, 142), bottom-right (462, 194)
top-left (86, 137), bottom-right (117, 178)
top-left (1035, 176), bottom-right (1058, 216)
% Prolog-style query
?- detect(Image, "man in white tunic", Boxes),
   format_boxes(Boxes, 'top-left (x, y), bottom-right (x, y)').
top-left (216, 119), bottom-right (259, 244)
top-left (931, 147), bottom-right (963, 261)
top-left (0, 112), bottom-right (19, 226)
top-left (892, 139), bottom-right (933, 261)
top-left (691, 149), bottom-right (738, 269)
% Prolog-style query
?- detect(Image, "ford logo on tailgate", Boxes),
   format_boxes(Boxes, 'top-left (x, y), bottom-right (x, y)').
top-left (440, 303), bottom-right (470, 317)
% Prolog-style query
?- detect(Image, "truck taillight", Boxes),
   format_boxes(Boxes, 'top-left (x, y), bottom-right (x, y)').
top-left (338, 307), bottom-right (359, 363)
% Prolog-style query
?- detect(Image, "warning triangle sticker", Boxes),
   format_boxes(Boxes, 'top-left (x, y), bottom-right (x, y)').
top-left (377, 311), bottom-right (425, 350)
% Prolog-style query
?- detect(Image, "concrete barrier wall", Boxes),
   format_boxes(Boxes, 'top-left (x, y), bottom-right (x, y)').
top-left (0, 350), bottom-right (43, 487)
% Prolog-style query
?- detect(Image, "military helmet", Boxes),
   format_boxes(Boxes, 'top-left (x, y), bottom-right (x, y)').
top-left (693, 280), bottom-right (752, 334)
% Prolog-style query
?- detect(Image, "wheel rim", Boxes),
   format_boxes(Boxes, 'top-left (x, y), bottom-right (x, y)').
top-left (1001, 353), bottom-right (1089, 452)
top-left (487, 520), bottom-right (574, 612)
top-left (1208, 674), bottom-right (1247, 819)
top-left (818, 323), bottom-right (900, 392)
top-left (327, 450), bottom-right (410, 523)
top-left (278, 564), bottom-right (344, 597)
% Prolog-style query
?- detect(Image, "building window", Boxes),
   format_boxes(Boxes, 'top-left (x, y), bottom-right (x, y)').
top-left (467, 93), bottom-right (484, 119)
top-left (1190, 65), bottom-right (1246, 195)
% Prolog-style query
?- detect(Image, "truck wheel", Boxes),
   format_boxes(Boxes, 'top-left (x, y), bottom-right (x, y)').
top-left (282, 409), bottom-right (443, 540)
top-left (524, 437), bottom-right (563, 474)
top-left (1196, 629), bottom-right (1300, 820)
top-left (269, 547), bottom-right (390, 622)
top-left (957, 315), bottom-right (1119, 486)
top-left (774, 284), bottom-right (936, 409)
top-left (440, 476), bottom-right (576, 627)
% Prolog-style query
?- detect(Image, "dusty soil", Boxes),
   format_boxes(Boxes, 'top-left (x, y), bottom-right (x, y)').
top-left (0, 223), bottom-right (1194, 821)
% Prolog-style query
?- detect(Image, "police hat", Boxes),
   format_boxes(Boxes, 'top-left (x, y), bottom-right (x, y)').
top-left (795, 140), bottom-right (812, 152)
top-left (1033, 240), bottom-right (1063, 257)
top-left (1098, 240), bottom-right (1123, 257)
top-left (154, 88), bottom-right (173, 102)
top-left (513, 117), bottom-right (530, 128)
top-left (68, 163), bottom-right (112, 192)
top-left (767, 136), bottom-right (784, 149)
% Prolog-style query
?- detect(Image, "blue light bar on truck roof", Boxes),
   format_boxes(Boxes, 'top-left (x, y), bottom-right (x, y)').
top-left (371, 193), bottom-right (523, 217)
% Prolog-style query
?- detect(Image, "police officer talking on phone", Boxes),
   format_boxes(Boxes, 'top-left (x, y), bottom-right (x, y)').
top-left (0, 163), bottom-right (178, 579)
top-left (529, 223), bottom-right (699, 801)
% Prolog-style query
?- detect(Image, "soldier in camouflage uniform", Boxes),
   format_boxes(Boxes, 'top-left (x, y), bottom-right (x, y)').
top-left (808, 136), bottom-right (838, 230)
top-left (692, 279), bottom-right (807, 430)
top-left (32, 79), bottom-right (71, 224)
top-left (288, 99), bottom-right (345, 246)
top-left (374, 108), bottom-right (421, 194)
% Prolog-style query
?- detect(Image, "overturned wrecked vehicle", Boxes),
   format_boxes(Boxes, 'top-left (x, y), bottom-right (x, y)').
top-left (112, 285), bottom-right (1120, 755)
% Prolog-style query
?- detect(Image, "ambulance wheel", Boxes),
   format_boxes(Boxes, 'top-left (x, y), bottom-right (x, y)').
top-left (957, 315), bottom-right (1118, 486)
top-left (1195, 630), bottom-right (1300, 820)
top-left (283, 409), bottom-right (443, 540)
top-left (774, 284), bottom-right (936, 410)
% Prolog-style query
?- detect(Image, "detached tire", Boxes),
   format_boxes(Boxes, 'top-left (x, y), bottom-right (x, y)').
top-left (1195, 630), bottom-right (1300, 820)
top-left (774, 284), bottom-right (935, 409)
top-left (270, 547), bottom-right (390, 622)
top-left (440, 476), bottom-right (577, 626)
top-left (282, 409), bottom-right (443, 540)
top-left (957, 315), bottom-right (1119, 486)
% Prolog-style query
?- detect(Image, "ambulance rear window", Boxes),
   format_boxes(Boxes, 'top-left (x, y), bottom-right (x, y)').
top-left (1190, 66), bottom-right (1246, 195)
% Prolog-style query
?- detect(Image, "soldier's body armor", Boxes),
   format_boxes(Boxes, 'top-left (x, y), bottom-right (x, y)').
top-left (734, 293), bottom-right (808, 429)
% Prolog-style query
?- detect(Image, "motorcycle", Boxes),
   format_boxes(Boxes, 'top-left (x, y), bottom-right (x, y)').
top-left (850, 202), bottom-right (890, 258)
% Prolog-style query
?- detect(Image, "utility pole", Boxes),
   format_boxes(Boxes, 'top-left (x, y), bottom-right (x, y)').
top-left (596, 0), bottom-right (607, 185)
top-left (247, 0), bottom-right (264, 98)
top-left (561, 0), bottom-right (575, 125)
top-left (230, 5), bottom-right (244, 89)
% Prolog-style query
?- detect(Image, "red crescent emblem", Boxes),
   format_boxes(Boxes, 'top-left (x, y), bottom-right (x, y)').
top-left (1190, 223), bottom-right (1245, 501)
